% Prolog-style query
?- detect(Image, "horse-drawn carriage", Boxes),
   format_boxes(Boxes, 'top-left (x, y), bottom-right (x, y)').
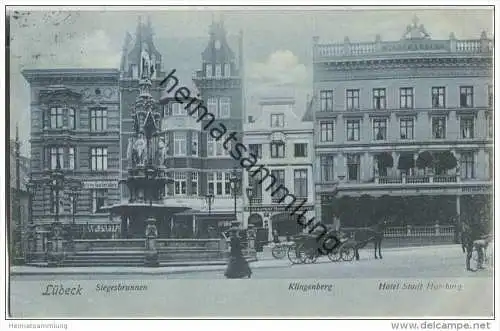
top-left (285, 229), bottom-right (357, 264)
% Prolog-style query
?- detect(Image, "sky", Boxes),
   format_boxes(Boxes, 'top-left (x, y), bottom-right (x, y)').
top-left (8, 7), bottom-right (493, 155)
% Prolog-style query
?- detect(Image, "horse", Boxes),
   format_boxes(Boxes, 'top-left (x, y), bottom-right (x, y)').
top-left (350, 220), bottom-right (389, 261)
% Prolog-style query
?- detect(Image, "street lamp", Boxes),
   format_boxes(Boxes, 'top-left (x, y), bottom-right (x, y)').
top-left (68, 181), bottom-right (82, 243)
top-left (205, 193), bottom-right (214, 214)
top-left (46, 158), bottom-right (65, 265)
top-left (246, 185), bottom-right (254, 224)
top-left (229, 168), bottom-right (240, 224)
top-left (25, 180), bottom-right (36, 262)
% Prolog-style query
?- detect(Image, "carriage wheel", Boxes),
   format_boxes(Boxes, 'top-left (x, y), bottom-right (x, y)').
top-left (272, 245), bottom-right (286, 259)
top-left (304, 248), bottom-right (318, 264)
top-left (287, 244), bottom-right (306, 264)
top-left (340, 246), bottom-right (356, 262)
top-left (327, 248), bottom-right (341, 262)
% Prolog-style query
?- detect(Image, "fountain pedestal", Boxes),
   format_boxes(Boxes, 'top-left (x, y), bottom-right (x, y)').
top-left (47, 224), bottom-right (64, 267)
top-left (144, 216), bottom-right (159, 267)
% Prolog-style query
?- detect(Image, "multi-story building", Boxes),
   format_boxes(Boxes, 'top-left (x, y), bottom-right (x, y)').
top-left (242, 94), bottom-right (315, 240)
top-left (22, 68), bottom-right (121, 239)
top-left (312, 17), bottom-right (493, 228)
top-left (171, 18), bottom-right (245, 237)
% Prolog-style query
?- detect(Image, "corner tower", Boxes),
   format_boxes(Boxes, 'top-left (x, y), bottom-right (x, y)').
top-left (192, 17), bottom-right (245, 227)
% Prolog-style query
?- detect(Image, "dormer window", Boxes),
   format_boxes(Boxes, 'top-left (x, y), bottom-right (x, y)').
top-left (215, 64), bottom-right (222, 78)
top-left (205, 64), bottom-right (213, 78)
top-left (271, 114), bottom-right (285, 128)
top-left (224, 63), bottom-right (231, 77)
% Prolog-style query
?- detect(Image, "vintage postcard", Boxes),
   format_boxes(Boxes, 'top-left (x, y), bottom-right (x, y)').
top-left (3, 4), bottom-right (496, 322)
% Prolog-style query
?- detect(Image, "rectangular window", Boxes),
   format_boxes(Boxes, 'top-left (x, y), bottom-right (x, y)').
top-left (207, 172), bottom-right (215, 195)
top-left (207, 136), bottom-right (225, 157)
top-left (91, 189), bottom-right (107, 213)
top-left (90, 147), bottom-right (107, 171)
top-left (488, 152), bottom-right (493, 179)
top-left (294, 169), bottom-right (308, 198)
top-left (50, 147), bottom-right (64, 170)
top-left (373, 119), bottom-right (387, 141)
top-left (163, 104), bottom-right (171, 117)
top-left (373, 88), bottom-right (386, 110)
top-left (223, 172), bottom-right (232, 196)
top-left (131, 64), bottom-right (138, 79)
top-left (205, 64), bottom-right (212, 78)
top-left (460, 86), bottom-right (474, 108)
top-left (224, 63), bottom-right (231, 77)
top-left (432, 117), bottom-right (446, 139)
top-left (248, 144), bottom-right (262, 158)
top-left (90, 108), bottom-right (107, 131)
top-left (400, 118), bottom-right (414, 140)
top-left (270, 142), bottom-right (285, 158)
top-left (50, 107), bottom-right (64, 128)
top-left (219, 97), bottom-right (231, 118)
top-left (432, 87), bottom-right (446, 108)
top-left (346, 120), bottom-right (360, 141)
top-left (68, 108), bottom-right (75, 129)
top-left (294, 143), bottom-right (307, 157)
top-left (400, 88), bottom-right (414, 109)
top-left (346, 89), bottom-right (360, 110)
top-left (191, 172), bottom-right (198, 196)
top-left (174, 172), bottom-right (187, 195)
top-left (215, 64), bottom-right (222, 78)
top-left (487, 115), bottom-right (493, 138)
top-left (271, 169), bottom-right (286, 202)
top-left (207, 97), bottom-right (218, 115)
top-left (460, 152), bottom-right (475, 179)
top-left (191, 132), bottom-right (198, 156)
top-left (68, 147), bottom-right (75, 170)
top-left (347, 154), bottom-right (360, 181)
top-left (172, 103), bottom-right (185, 116)
top-left (248, 172), bottom-right (263, 199)
top-left (320, 90), bottom-right (334, 112)
top-left (488, 85), bottom-right (493, 107)
top-left (319, 121), bottom-right (334, 142)
top-left (460, 116), bottom-right (474, 139)
top-left (174, 132), bottom-right (186, 156)
top-left (320, 155), bottom-right (335, 182)
top-left (270, 114), bottom-right (285, 128)
top-left (207, 172), bottom-right (232, 197)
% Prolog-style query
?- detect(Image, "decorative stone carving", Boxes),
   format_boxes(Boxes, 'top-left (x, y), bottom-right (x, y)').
top-left (157, 137), bottom-right (167, 166)
top-left (133, 133), bottom-right (147, 166)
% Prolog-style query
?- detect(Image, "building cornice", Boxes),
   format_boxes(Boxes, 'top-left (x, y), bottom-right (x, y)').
top-left (315, 107), bottom-right (490, 117)
top-left (22, 68), bottom-right (120, 84)
top-left (315, 140), bottom-right (493, 151)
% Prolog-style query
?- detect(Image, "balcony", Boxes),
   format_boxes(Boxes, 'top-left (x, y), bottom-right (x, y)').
top-left (317, 173), bottom-right (492, 196)
top-left (376, 174), bottom-right (457, 184)
top-left (314, 37), bottom-right (493, 62)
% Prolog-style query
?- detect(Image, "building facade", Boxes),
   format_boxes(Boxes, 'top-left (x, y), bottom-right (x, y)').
top-left (243, 95), bottom-right (315, 240)
top-left (312, 18), bottom-right (493, 228)
top-left (22, 69), bottom-right (122, 239)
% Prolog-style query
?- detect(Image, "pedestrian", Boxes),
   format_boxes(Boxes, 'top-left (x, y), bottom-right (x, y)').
top-left (272, 228), bottom-right (280, 244)
top-left (462, 218), bottom-right (484, 271)
top-left (224, 227), bottom-right (252, 279)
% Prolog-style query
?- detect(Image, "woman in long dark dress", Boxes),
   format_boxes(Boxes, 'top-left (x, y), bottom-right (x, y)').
top-left (224, 228), bottom-right (252, 279)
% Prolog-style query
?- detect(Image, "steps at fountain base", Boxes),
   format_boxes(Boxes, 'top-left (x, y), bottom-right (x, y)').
top-left (62, 251), bottom-right (145, 267)
top-left (60, 250), bottom-right (234, 267)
